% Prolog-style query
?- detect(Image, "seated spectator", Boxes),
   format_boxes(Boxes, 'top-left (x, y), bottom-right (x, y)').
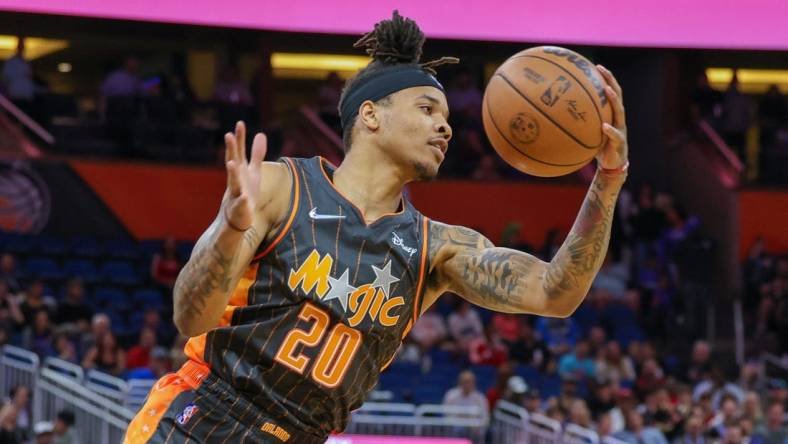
top-left (683, 340), bottom-right (713, 385)
top-left (51, 331), bottom-right (77, 363)
top-left (674, 413), bottom-right (706, 444)
top-left (447, 300), bottom-right (483, 352)
top-left (126, 346), bottom-right (171, 380)
top-left (141, 307), bottom-right (175, 348)
top-left (0, 400), bottom-right (19, 443)
top-left (469, 323), bottom-right (508, 366)
top-left (741, 391), bottom-right (763, 425)
top-left (569, 399), bottom-right (593, 429)
top-left (443, 370), bottom-right (489, 424)
top-left (596, 340), bottom-right (636, 386)
top-left (535, 316), bottom-right (579, 355)
top-left (491, 312), bottom-right (523, 347)
top-left (80, 313), bottom-right (111, 357)
top-left (614, 409), bottom-right (669, 444)
top-left (33, 421), bottom-right (54, 444)
top-left (55, 279), bottom-right (92, 330)
top-left (82, 331), bottom-right (125, 376)
top-left (508, 321), bottom-right (550, 371)
top-left (18, 280), bottom-right (56, 324)
top-left (22, 310), bottom-right (55, 358)
top-left (753, 402), bottom-right (786, 444)
top-left (555, 374), bottom-right (581, 416)
top-left (0, 254), bottom-right (21, 294)
top-left (721, 424), bottom-right (745, 444)
top-left (0, 279), bottom-right (23, 331)
top-left (409, 305), bottom-right (448, 352)
top-left (692, 367), bottom-right (745, 411)
top-left (53, 410), bottom-right (77, 444)
top-left (558, 340), bottom-right (596, 381)
top-left (151, 236), bottom-right (182, 290)
top-left (126, 327), bottom-right (158, 369)
top-left (636, 358), bottom-right (666, 397)
top-left (486, 363), bottom-right (514, 409)
top-left (593, 252), bottom-right (630, 299)
top-left (588, 326), bottom-right (607, 357)
top-left (709, 394), bottom-right (741, 438)
top-left (588, 378), bottom-right (617, 420)
top-left (6, 385), bottom-right (30, 443)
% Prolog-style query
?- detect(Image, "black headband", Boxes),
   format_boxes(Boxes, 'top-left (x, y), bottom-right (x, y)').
top-left (339, 66), bottom-right (445, 129)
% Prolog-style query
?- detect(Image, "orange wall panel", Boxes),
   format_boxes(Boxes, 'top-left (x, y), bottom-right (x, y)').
top-left (739, 190), bottom-right (788, 256)
top-left (70, 160), bottom-right (590, 243)
top-left (70, 160), bottom-right (226, 240)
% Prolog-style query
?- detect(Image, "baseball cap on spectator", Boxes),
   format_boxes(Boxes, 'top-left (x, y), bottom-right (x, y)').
top-left (34, 421), bottom-right (54, 435)
top-left (507, 376), bottom-right (528, 394)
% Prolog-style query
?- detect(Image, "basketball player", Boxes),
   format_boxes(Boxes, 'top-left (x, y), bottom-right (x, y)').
top-left (125, 11), bottom-right (628, 444)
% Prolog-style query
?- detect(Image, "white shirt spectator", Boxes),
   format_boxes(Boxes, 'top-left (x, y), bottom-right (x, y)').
top-left (448, 302), bottom-right (483, 350)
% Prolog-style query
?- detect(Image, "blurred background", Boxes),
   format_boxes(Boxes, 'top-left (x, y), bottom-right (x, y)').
top-left (0, 1), bottom-right (786, 444)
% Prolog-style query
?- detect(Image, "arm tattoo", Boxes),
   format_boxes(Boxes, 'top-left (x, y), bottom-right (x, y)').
top-left (242, 226), bottom-right (260, 251)
top-left (544, 172), bottom-right (623, 301)
top-left (457, 249), bottom-right (540, 309)
top-left (429, 223), bottom-right (493, 259)
top-left (429, 222), bottom-right (539, 311)
top-left (175, 229), bottom-right (236, 320)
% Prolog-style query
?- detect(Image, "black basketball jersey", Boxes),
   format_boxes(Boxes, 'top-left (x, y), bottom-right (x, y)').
top-left (184, 156), bottom-right (430, 439)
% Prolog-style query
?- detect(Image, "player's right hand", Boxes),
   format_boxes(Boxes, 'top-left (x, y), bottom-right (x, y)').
top-left (223, 121), bottom-right (267, 232)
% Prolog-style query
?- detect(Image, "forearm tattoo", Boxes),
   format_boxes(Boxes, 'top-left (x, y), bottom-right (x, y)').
top-left (175, 228), bottom-right (240, 321)
top-left (544, 172), bottom-right (623, 300)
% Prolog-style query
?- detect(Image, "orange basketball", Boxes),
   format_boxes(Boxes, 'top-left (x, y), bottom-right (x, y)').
top-left (482, 46), bottom-right (613, 177)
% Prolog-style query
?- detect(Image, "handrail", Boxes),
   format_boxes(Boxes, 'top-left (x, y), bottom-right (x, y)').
top-left (43, 357), bottom-right (84, 382)
top-left (698, 119), bottom-right (744, 173)
top-left (299, 105), bottom-right (343, 152)
top-left (0, 92), bottom-right (54, 145)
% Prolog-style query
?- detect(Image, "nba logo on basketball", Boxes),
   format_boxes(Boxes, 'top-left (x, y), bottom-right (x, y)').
top-left (176, 403), bottom-right (198, 425)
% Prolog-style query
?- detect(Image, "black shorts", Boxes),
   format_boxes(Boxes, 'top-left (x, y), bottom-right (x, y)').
top-left (123, 360), bottom-right (326, 444)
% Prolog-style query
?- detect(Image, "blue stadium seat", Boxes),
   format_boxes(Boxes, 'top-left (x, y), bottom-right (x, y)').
top-left (71, 236), bottom-right (103, 258)
top-left (132, 288), bottom-right (164, 309)
top-left (105, 239), bottom-right (141, 260)
top-left (470, 365), bottom-right (497, 390)
top-left (92, 287), bottom-right (128, 310)
top-left (63, 259), bottom-right (100, 283)
top-left (139, 240), bottom-right (163, 260)
top-left (24, 257), bottom-right (66, 281)
top-left (4, 235), bottom-right (36, 255)
top-left (177, 241), bottom-right (196, 261)
top-left (514, 364), bottom-right (541, 386)
top-left (100, 260), bottom-right (142, 286)
top-left (37, 236), bottom-right (68, 256)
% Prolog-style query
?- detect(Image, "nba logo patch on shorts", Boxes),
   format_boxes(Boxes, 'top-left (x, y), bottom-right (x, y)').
top-left (176, 403), bottom-right (198, 425)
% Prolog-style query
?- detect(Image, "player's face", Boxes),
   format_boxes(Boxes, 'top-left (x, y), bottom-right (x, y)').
top-left (379, 86), bottom-right (452, 180)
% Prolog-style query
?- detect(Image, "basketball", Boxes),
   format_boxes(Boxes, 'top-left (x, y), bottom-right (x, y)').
top-left (482, 46), bottom-right (613, 177)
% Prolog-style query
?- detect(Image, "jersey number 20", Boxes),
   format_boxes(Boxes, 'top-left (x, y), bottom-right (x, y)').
top-left (274, 303), bottom-right (362, 388)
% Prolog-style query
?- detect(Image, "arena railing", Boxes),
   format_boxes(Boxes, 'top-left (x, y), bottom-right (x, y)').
top-left (34, 367), bottom-right (134, 444)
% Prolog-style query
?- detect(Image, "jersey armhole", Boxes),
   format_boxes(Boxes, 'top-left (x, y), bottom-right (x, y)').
top-left (411, 215), bottom-right (430, 325)
top-left (252, 157), bottom-right (300, 261)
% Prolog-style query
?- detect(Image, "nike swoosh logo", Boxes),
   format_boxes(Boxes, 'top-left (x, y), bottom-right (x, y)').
top-left (309, 207), bottom-right (346, 220)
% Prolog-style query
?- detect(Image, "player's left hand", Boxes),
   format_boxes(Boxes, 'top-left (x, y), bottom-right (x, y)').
top-left (595, 65), bottom-right (628, 171)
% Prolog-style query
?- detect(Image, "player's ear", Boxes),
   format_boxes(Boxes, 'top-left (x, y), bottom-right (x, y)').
top-left (358, 100), bottom-right (380, 131)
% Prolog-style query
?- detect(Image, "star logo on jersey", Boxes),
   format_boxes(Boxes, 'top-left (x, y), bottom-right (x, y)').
top-left (371, 261), bottom-right (399, 299)
top-left (323, 268), bottom-right (356, 311)
top-left (288, 249), bottom-right (406, 327)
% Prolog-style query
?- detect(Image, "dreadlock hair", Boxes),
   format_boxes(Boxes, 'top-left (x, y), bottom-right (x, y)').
top-left (338, 10), bottom-right (458, 151)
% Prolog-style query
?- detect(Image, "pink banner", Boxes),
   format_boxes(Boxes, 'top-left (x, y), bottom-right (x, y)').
top-left (327, 436), bottom-right (471, 444)
top-left (1, 0), bottom-right (786, 50)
